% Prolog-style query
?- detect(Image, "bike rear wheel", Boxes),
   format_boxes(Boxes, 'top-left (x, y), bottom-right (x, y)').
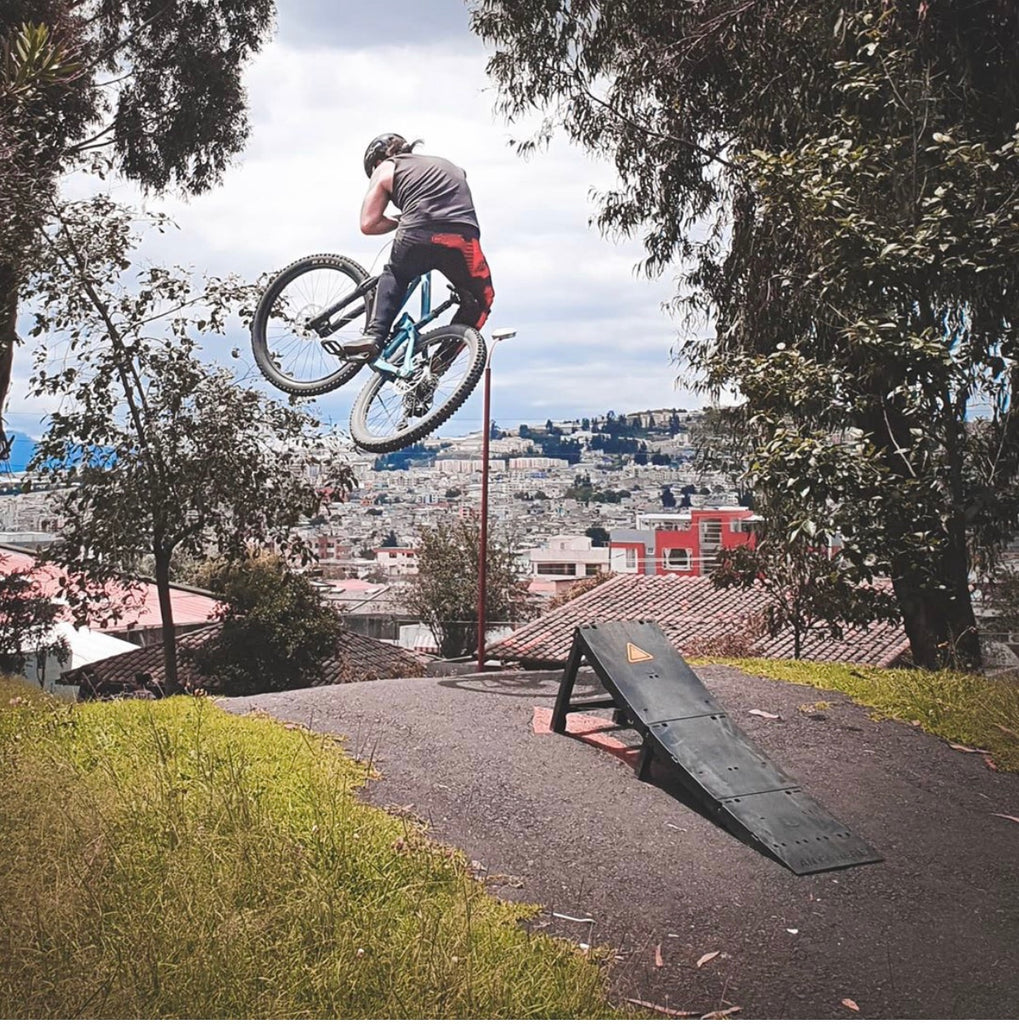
top-left (349, 324), bottom-right (486, 453)
top-left (251, 253), bottom-right (373, 396)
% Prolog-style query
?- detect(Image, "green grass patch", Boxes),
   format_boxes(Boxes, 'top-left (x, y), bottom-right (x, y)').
top-left (725, 659), bottom-right (1019, 771)
top-left (0, 679), bottom-right (628, 1019)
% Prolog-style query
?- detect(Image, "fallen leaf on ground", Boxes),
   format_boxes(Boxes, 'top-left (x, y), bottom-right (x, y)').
top-left (748, 708), bottom-right (781, 719)
top-left (991, 813), bottom-right (1019, 824)
top-left (841, 998), bottom-right (860, 1012)
top-left (625, 998), bottom-right (697, 1018)
top-left (483, 873), bottom-right (524, 888)
top-left (910, 719), bottom-right (921, 727)
top-left (696, 950), bottom-right (721, 968)
top-left (948, 743), bottom-right (990, 753)
top-left (984, 754), bottom-right (999, 771)
top-left (700, 1007), bottom-right (741, 1019)
top-left (654, 944), bottom-right (664, 968)
top-left (996, 723), bottom-right (1019, 739)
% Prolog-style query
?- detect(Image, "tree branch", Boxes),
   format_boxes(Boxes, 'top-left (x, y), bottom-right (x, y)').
top-left (46, 202), bottom-right (170, 497)
top-left (567, 65), bottom-right (740, 173)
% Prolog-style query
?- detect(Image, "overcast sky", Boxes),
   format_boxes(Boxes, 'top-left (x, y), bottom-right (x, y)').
top-left (11, 0), bottom-right (706, 441)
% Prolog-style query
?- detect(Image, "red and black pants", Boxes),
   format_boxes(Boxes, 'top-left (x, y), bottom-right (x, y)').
top-left (368, 226), bottom-right (495, 342)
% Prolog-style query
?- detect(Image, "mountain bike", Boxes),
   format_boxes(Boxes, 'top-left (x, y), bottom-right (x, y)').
top-left (250, 253), bottom-right (486, 453)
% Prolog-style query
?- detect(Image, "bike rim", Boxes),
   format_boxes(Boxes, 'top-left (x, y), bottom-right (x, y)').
top-left (358, 340), bottom-right (475, 444)
top-left (261, 265), bottom-right (366, 386)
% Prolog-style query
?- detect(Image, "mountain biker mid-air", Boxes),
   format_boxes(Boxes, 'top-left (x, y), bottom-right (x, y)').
top-left (336, 133), bottom-right (495, 362)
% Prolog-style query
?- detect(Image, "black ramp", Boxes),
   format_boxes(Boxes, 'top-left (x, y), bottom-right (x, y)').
top-left (554, 620), bottom-right (882, 874)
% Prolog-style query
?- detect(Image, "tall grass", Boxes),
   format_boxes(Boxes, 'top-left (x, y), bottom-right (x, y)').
top-left (730, 660), bottom-right (1019, 771)
top-left (0, 679), bottom-right (627, 1019)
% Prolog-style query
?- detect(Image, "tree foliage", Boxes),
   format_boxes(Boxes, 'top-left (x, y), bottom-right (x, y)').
top-left (547, 571), bottom-right (610, 610)
top-left (0, 20), bottom-right (83, 278)
top-left (472, 0), bottom-right (1019, 668)
top-left (191, 554), bottom-right (345, 696)
top-left (690, 406), bottom-right (754, 506)
top-left (713, 431), bottom-right (900, 657)
top-left (27, 196), bottom-right (352, 690)
top-left (0, 559), bottom-right (69, 677)
top-left (982, 564), bottom-right (1019, 638)
top-left (406, 518), bottom-right (528, 659)
top-left (0, 0), bottom-right (275, 452)
top-left (585, 525), bottom-right (609, 548)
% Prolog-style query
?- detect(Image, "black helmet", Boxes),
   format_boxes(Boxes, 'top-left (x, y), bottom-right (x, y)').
top-left (363, 133), bottom-right (408, 177)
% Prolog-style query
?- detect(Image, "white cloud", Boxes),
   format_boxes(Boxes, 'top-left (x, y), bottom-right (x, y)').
top-left (10, 8), bottom-right (705, 441)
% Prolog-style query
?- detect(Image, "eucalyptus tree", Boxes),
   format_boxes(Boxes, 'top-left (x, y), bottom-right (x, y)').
top-left (0, 0), bottom-right (275, 453)
top-left (471, 0), bottom-right (1019, 667)
top-left (27, 197), bottom-right (352, 691)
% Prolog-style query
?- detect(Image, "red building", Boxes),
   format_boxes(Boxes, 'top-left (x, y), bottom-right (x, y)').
top-left (609, 508), bottom-right (758, 576)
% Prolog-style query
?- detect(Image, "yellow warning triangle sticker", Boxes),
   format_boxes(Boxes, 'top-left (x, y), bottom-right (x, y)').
top-left (626, 642), bottom-right (654, 663)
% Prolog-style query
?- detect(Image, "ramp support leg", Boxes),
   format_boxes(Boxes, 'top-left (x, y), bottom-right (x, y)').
top-left (552, 632), bottom-right (584, 734)
top-left (636, 737), bottom-right (655, 781)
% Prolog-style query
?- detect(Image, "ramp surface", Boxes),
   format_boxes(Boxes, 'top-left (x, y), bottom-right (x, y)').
top-left (553, 620), bottom-right (882, 874)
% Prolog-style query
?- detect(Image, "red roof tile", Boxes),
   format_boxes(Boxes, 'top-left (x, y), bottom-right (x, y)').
top-left (0, 545), bottom-right (219, 629)
top-left (752, 621), bottom-right (910, 668)
top-left (62, 622), bottom-right (428, 697)
top-left (489, 573), bottom-right (910, 668)
top-left (489, 574), bottom-right (769, 664)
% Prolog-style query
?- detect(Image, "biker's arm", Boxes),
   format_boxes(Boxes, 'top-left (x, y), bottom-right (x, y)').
top-left (360, 160), bottom-right (399, 235)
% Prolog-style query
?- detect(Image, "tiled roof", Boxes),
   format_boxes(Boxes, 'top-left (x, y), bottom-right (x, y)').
top-left (489, 574), bottom-right (769, 665)
top-left (0, 545), bottom-right (219, 629)
top-left (489, 573), bottom-right (910, 668)
top-left (61, 622), bottom-right (428, 696)
top-left (752, 621), bottom-right (910, 668)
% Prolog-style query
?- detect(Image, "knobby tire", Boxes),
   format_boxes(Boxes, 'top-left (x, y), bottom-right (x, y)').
top-left (251, 253), bottom-right (373, 396)
top-left (350, 324), bottom-right (486, 453)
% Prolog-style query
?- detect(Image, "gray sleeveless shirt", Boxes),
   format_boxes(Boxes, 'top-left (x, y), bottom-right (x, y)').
top-left (390, 153), bottom-right (480, 236)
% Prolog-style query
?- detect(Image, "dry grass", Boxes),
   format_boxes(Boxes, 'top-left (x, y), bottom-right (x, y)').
top-left (727, 659), bottom-right (1019, 771)
top-left (0, 678), bottom-right (629, 1019)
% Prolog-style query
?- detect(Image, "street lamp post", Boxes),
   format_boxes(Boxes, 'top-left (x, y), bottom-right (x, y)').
top-left (477, 327), bottom-right (516, 673)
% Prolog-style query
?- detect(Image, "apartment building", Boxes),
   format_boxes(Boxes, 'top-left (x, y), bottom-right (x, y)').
top-left (527, 534), bottom-right (611, 579)
top-left (609, 508), bottom-right (758, 576)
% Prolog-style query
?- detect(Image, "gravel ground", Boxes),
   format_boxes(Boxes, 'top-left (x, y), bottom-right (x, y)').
top-left (218, 664), bottom-right (1019, 1019)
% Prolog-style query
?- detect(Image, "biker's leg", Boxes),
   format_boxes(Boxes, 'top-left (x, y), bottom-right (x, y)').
top-left (429, 233), bottom-right (494, 329)
top-left (427, 237), bottom-right (495, 374)
top-left (336, 235), bottom-right (434, 360)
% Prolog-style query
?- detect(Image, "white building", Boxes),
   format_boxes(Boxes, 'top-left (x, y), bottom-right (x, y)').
top-left (508, 457), bottom-right (569, 472)
top-left (375, 547), bottom-right (419, 576)
top-left (526, 534), bottom-right (611, 579)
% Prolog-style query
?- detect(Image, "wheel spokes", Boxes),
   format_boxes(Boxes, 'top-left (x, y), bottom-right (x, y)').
top-left (264, 267), bottom-right (365, 385)
top-left (362, 343), bottom-right (473, 440)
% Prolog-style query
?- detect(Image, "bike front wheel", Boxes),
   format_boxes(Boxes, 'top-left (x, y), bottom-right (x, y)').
top-left (251, 253), bottom-right (373, 396)
top-left (350, 324), bottom-right (487, 453)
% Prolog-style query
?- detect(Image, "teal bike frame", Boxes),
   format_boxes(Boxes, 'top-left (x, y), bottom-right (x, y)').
top-left (311, 270), bottom-right (458, 377)
top-left (373, 273), bottom-right (460, 375)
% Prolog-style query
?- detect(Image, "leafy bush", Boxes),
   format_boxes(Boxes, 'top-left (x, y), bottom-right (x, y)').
top-left (191, 553), bottom-right (344, 695)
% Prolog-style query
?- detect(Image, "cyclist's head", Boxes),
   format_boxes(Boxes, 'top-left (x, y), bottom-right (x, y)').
top-left (363, 133), bottom-right (421, 177)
